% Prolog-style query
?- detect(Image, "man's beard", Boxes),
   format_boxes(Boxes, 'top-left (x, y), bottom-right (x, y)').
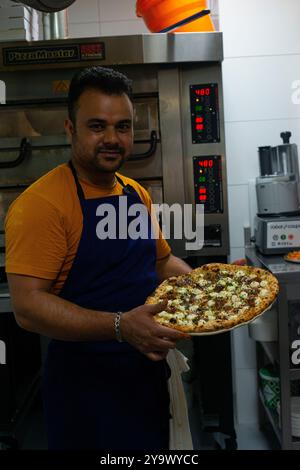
top-left (93, 146), bottom-right (127, 173)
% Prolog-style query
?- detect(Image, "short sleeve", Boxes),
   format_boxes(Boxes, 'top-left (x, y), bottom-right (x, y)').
top-left (5, 192), bottom-right (67, 280)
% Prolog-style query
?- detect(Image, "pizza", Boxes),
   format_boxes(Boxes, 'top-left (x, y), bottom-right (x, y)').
top-left (146, 263), bottom-right (279, 333)
top-left (285, 251), bottom-right (300, 261)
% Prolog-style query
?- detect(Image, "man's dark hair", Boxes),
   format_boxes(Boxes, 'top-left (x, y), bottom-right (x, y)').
top-left (67, 66), bottom-right (133, 124)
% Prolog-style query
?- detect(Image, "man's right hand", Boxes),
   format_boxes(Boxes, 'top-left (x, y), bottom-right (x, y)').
top-left (120, 301), bottom-right (190, 362)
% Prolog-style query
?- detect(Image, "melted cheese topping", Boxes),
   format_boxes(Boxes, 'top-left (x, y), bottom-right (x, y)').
top-left (157, 266), bottom-right (272, 329)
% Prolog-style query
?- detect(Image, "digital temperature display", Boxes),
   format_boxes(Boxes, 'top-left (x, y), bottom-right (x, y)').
top-left (199, 159), bottom-right (214, 168)
top-left (193, 155), bottom-right (223, 213)
top-left (190, 83), bottom-right (220, 144)
top-left (195, 88), bottom-right (211, 96)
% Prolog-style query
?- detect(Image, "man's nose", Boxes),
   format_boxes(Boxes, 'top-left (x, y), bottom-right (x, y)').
top-left (103, 127), bottom-right (119, 145)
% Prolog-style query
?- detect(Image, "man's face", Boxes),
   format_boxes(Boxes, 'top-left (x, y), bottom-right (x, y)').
top-left (65, 89), bottom-right (134, 175)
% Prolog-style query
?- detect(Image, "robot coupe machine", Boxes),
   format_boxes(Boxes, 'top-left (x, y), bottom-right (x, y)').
top-left (254, 132), bottom-right (300, 255)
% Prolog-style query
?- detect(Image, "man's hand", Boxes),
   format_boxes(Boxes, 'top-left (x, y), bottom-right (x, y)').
top-left (231, 258), bottom-right (247, 266)
top-left (121, 301), bottom-right (189, 362)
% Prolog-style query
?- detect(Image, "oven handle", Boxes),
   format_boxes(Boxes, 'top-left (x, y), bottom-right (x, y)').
top-left (0, 137), bottom-right (31, 169)
top-left (129, 130), bottom-right (158, 161)
top-left (0, 131), bottom-right (157, 166)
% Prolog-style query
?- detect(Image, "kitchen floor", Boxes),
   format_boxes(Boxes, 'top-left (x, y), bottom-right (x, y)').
top-left (185, 381), bottom-right (279, 451)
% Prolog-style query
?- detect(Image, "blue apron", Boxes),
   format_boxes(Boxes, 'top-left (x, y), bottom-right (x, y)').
top-left (43, 162), bottom-right (170, 450)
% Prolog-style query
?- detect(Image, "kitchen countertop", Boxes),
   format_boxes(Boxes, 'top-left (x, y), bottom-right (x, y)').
top-left (245, 246), bottom-right (300, 282)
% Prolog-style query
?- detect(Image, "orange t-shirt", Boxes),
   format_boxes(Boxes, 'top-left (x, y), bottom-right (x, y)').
top-left (5, 164), bottom-right (171, 294)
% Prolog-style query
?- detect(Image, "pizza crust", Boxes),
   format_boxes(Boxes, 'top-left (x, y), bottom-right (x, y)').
top-left (146, 263), bottom-right (279, 334)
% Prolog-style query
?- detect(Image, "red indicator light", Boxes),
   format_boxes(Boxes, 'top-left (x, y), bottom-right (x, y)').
top-left (199, 188), bottom-right (207, 194)
top-left (196, 117), bottom-right (204, 123)
top-left (196, 124), bottom-right (204, 131)
top-left (199, 195), bottom-right (207, 202)
top-left (289, 234), bottom-right (294, 240)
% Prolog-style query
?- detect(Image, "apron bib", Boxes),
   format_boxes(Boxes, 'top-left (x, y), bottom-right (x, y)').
top-left (43, 162), bottom-right (170, 450)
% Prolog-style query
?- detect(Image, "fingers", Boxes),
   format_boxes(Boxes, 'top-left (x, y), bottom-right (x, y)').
top-left (142, 334), bottom-right (188, 354)
top-left (146, 351), bottom-right (168, 362)
top-left (155, 324), bottom-right (191, 341)
top-left (150, 337), bottom-right (177, 351)
top-left (145, 300), bottom-right (168, 315)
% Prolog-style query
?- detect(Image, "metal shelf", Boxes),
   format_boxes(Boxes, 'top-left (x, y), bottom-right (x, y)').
top-left (259, 390), bottom-right (300, 450)
top-left (258, 389), bottom-right (281, 445)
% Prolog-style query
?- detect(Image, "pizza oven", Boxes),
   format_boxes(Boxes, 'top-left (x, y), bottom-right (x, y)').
top-left (0, 33), bottom-right (229, 262)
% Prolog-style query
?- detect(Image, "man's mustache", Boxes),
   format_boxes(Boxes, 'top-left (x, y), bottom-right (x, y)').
top-left (96, 146), bottom-right (125, 155)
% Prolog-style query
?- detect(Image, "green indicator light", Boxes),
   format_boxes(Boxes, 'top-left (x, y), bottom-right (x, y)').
top-left (281, 234), bottom-right (286, 240)
top-left (198, 177), bottom-right (206, 183)
top-left (195, 105), bottom-right (203, 112)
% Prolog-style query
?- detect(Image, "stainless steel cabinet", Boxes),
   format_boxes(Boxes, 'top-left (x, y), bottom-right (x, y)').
top-left (246, 247), bottom-right (300, 450)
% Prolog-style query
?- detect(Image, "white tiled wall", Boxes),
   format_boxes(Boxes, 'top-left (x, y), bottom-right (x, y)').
top-left (68, 0), bottom-right (99, 24)
top-left (227, 185), bottom-right (250, 247)
top-left (222, 56), bottom-right (300, 122)
top-left (99, 0), bottom-right (139, 22)
top-left (219, 0), bottom-right (300, 58)
top-left (100, 19), bottom-right (148, 36)
top-left (68, 22), bottom-right (100, 38)
top-left (67, 0), bottom-right (148, 37)
top-left (225, 119), bottom-right (300, 186)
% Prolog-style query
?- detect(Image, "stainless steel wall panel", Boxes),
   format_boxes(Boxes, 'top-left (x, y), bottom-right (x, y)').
top-left (143, 33), bottom-right (223, 64)
top-left (158, 67), bottom-right (187, 257)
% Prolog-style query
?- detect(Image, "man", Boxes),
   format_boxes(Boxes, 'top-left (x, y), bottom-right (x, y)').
top-left (5, 66), bottom-right (192, 450)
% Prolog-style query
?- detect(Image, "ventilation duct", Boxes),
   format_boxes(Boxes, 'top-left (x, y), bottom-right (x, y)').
top-left (11, 0), bottom-right (76, 13)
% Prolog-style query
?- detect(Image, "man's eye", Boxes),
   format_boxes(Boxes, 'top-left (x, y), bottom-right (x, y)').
top-left (89, 124), bottom-right (104, 131)
top-left (118, 124), bottom-right (131, 132)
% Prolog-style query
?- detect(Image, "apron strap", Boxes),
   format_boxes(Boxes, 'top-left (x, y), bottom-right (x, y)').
top-left (68, 160), bottom-right (140, 200)
top-left (115, 174), bottom-right (139, 197)
top-left (68, 160), bottom-right (85, 204)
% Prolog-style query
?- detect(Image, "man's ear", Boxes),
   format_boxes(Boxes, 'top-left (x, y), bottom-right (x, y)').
top-left (64, 118), bottom-right (75, 141)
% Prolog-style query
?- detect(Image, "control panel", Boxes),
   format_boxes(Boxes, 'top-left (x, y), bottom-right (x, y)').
top-left (193, 155), bottom-right (223, 213)
top-left (266, 220), bottom-right (300, 249)
top-left (190, 83), bottom-right (220, 144)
